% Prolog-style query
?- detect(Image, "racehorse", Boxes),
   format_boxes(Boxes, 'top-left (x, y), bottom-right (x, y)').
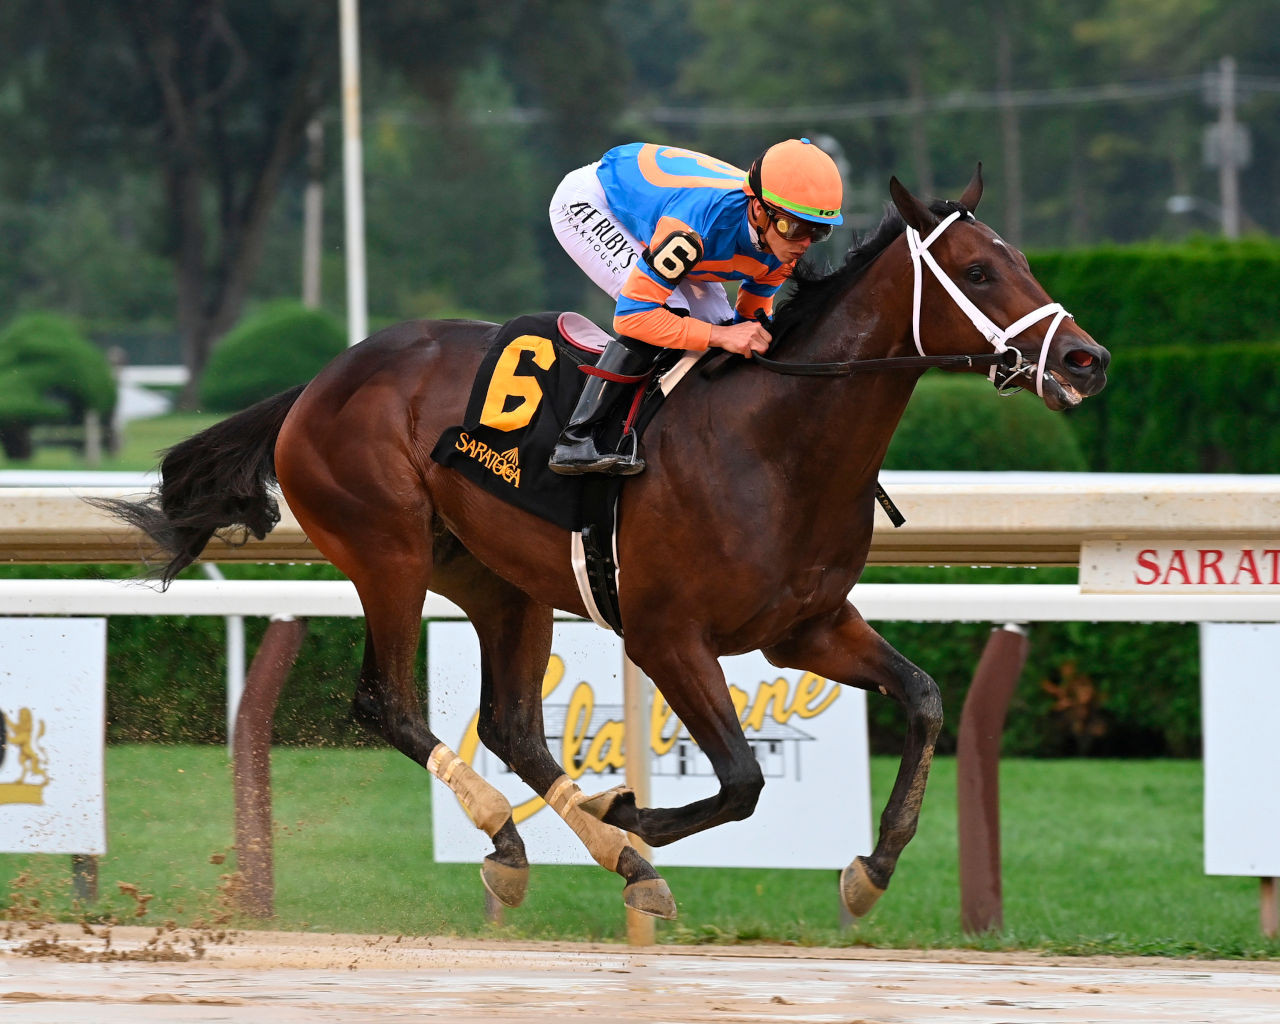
top-left (94, 169), bottom-right (1108, 922)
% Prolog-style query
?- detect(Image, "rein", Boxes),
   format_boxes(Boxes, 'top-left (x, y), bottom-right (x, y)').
top-left (751, 347), bottom-right (1017, 378)
top-left (740, 209), bottom-right (1071, 395)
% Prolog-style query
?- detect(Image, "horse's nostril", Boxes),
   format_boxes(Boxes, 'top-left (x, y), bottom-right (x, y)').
top-left (1066, 349), bottom-right (1094, 369)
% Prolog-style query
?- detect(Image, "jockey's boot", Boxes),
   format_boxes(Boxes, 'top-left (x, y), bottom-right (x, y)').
top-left (548, 338), bottom-right (658, 476)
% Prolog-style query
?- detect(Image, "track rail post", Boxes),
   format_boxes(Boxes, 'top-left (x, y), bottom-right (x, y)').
top-left (957, 622), bottom-right (1030, 934)
top-left (232, 615), bottom-right (307, 918)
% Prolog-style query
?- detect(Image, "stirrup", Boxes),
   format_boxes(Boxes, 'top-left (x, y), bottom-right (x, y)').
top-left (548, 431), bottom-right (645, 477)
top-left (605, 431), bottom-right (645, 476)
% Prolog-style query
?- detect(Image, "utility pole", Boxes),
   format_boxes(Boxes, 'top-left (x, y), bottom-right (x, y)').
top-left (339, 0), bottom-right (368, 346)
top-left (1214, 56), bottom-right (1242, 240)
top-left (996, 23), bottom-right (1023, 246)
top-left (302, 118), bottom-right (324, 309)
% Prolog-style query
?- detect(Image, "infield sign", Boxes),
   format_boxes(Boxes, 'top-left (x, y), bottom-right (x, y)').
top-left (1081, 539), bottom-right (1280, 593)
top-left (0, 618), bottom-right (107, 854)
top-left (1200, 622), bottom-right (1280, 876)
top-left (428, 620), bottom-right (872, 869)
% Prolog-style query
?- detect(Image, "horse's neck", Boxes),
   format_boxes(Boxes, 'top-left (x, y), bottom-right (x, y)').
top-left (758, 262), bottom-right (921, 484)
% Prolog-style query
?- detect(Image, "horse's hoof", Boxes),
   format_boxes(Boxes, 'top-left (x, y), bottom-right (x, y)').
top-left (840, 857), bottom-right (885, 918)
top-left (579, 785), bottom-right (633, 821)
top-left (481, 856), bottom-right (529, 908)
top-left (623, 877), bottom-right (677, 920)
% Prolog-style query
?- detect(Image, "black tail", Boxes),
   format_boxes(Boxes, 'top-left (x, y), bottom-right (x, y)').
top-left (87, 385), bottom-right (307, 586)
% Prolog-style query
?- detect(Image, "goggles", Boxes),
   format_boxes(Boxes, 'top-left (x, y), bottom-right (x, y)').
top-left (764, 204), bottom-right (833, 243)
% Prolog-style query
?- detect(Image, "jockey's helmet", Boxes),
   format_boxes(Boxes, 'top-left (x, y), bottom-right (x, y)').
top-left (744, 138), bottom-right (844, 228)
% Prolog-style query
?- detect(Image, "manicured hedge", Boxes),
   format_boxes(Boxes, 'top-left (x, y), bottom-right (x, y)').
top-left (1030, 237), bottom-right (1280, 350)
top-left (1065, 340), bottom-right (1280, 473)
top-left (858, 565), bottom-right (1199, 758)
top-left (0, 312), bottom-right (117, 457)
top-left (885, 373), bottom-right (1087, 472)
top-left (199, 300), bottom-right (346, 412)
top-left (872, 373), bottom-right (1196, 758)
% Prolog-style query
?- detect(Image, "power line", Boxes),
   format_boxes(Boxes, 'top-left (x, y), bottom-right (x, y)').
top-left (643, 73), bottom-right (1280, 127)
top-left (373, 71), bottom-right (1280, 129)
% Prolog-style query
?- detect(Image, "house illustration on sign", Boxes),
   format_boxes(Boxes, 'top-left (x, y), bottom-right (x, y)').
top-left (469, 701), bottom-right (817, 783)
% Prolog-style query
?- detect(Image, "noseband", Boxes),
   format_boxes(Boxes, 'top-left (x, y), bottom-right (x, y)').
top-left (717, 209), bottom-right (1071, 384)
top-left (906, 210), bottom-right (1071, 398)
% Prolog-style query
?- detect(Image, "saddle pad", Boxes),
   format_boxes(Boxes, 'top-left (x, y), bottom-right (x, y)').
top-left (431, 312), bottom-right (601, 532)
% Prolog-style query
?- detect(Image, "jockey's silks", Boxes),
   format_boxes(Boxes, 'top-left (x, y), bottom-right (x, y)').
top-left (596, 143), bottom-right (793, 349)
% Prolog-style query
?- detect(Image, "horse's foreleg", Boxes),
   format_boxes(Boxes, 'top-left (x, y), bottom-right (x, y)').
top-left (597, 638), bottom-right (766, 849)
top-left (765, 603), bottom-right (943, 918)
top-left (449, 568), bottom-right (676, 920)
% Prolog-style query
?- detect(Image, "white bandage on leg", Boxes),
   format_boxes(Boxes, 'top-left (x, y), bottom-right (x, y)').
top-left (427, 743), bottom-right (513, 837)
top-left (545, 774), bottom-right (631, 872)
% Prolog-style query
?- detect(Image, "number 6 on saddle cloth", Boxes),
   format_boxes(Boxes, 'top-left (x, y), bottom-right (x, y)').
top-left (430, 311), bottom-right (694, 634)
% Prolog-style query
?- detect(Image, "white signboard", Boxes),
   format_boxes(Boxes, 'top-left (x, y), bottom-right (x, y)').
top-left (428, 621), bottom-right (872, 869)
top-left (1201, 622), bottom-right (1280, 876)
top-left (1082, 539), bottom-right (1280, 594)
top-left (0, 618), bottom-right (107, 854)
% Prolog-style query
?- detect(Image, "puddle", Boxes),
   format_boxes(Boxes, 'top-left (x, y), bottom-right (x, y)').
top-left (3, 928), bottom-right (1279, 1023)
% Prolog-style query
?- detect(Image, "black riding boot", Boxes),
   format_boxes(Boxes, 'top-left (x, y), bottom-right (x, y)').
top-left (548, 338), bottom-right (658, 476)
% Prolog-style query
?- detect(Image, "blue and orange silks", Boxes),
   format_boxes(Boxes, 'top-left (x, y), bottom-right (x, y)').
top-left (595, 143), bottom-right (792, 350)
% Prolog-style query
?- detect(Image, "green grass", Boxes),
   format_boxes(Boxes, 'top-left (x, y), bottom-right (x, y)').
top-left (4, 747), bottom-right (1278, 958)
top-left (0, 413), bottom-right (222, 473)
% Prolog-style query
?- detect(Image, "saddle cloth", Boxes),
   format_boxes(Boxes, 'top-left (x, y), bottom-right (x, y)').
top-left (430, 311), bottom-right (700, 633)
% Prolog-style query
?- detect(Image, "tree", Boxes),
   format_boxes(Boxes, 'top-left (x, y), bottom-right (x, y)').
top-left (0, 2), bottom-right (627, 403)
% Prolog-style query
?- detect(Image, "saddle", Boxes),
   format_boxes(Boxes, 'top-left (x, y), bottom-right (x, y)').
top-left (431, 311), bottom-right (700, 635)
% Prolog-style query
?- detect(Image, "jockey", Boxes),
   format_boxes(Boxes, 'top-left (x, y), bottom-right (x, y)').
top-left (547, 138), bottom-right (844, 476)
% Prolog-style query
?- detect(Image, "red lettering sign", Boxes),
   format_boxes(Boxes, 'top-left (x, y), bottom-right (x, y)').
top-left (1132, 547), bottom-right (1280, 587)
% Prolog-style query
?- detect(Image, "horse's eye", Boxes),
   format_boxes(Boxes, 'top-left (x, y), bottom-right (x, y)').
top-left (965, 265), bottom-right (988, 284)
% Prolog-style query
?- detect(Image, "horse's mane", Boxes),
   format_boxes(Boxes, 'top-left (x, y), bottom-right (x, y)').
top-left (770, 198), bottom-right (969, 343)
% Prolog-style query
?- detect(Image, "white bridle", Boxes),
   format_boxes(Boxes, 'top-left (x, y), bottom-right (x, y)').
top-left (906, 210), bottom-right (1072, 398)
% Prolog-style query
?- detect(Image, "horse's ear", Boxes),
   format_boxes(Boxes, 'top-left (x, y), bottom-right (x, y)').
top-left (889, 176), bottom-right (936, 233)
top-left (959, 162), bottom-right (983, 213)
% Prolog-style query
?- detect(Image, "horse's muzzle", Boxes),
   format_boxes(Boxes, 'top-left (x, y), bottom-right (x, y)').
top-left (1039, 337), bottom-right (1110, 411)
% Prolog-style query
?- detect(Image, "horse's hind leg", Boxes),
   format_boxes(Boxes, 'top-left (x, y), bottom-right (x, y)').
top-left (353, 620), bottom-right (529, 907)
top-left (444, 562), bottom-right (676, 921)
top-left (287, 492), bottom-right (529, 907)
top-left (764, 602), bottom-right (943, 918)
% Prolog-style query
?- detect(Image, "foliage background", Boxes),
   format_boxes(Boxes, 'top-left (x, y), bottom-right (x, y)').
top-left (2, 1), bottom-right (1278, 372)
top-left (0, 2), bottom-right (1276, 763)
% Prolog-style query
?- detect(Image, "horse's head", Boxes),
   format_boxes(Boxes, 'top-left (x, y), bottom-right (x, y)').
top-left (888, 166), bottom-right (1110, 411)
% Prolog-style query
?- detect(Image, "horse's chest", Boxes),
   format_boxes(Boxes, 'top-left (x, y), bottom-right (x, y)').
top-left (776, 566), bottom-right (854, 619)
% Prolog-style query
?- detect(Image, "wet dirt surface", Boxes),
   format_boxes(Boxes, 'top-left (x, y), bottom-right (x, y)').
top-left (3, 925), bottom-right (1280, 1023)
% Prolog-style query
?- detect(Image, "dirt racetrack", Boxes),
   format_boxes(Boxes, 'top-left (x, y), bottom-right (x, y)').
top-left (3, 924), bottom-right (1280, 1023)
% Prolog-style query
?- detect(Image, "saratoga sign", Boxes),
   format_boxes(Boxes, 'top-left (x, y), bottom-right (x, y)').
top-left (428, 621), bottom-right (872, 870)
top-left (1081, 539), bottom-right (1280, 594)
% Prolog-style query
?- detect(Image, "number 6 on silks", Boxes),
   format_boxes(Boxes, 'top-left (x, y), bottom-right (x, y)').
top-left (643, 230), bottom-right (703, 285)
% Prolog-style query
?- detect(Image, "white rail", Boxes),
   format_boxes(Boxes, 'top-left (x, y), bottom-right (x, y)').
top-left (3, 579), bottom-right (1280, 623)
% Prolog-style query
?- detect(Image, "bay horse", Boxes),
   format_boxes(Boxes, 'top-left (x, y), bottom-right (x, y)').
top-left (95, 169), bottom-right (1108, 922)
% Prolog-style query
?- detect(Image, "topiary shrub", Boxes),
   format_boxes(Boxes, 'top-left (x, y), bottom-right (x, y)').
top-left (863, 373), bottom-right (1191, 760)
top-left (1030, 237), bottom-right (1280, 349)
top-left (199, 301), bottom-right (346, 412)
top-left (884, 372), bottom-right (1088, 471)
top-left (0, 312), bottom-right (117, 460)
top-left (1066, 340), bottom-right (1280, 473)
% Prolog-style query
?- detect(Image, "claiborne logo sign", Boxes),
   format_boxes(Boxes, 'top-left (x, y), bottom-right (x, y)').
top-left (428, 621), bottom-right (871, 870)
top-left (0, 618), bottom-right (106, 856)
top-left (0, 706), bottom-right (50, 806)
top-left (452, 653), bottom-right (838, 827)
top-left (1081, 539), bottom-right (1280, 593)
